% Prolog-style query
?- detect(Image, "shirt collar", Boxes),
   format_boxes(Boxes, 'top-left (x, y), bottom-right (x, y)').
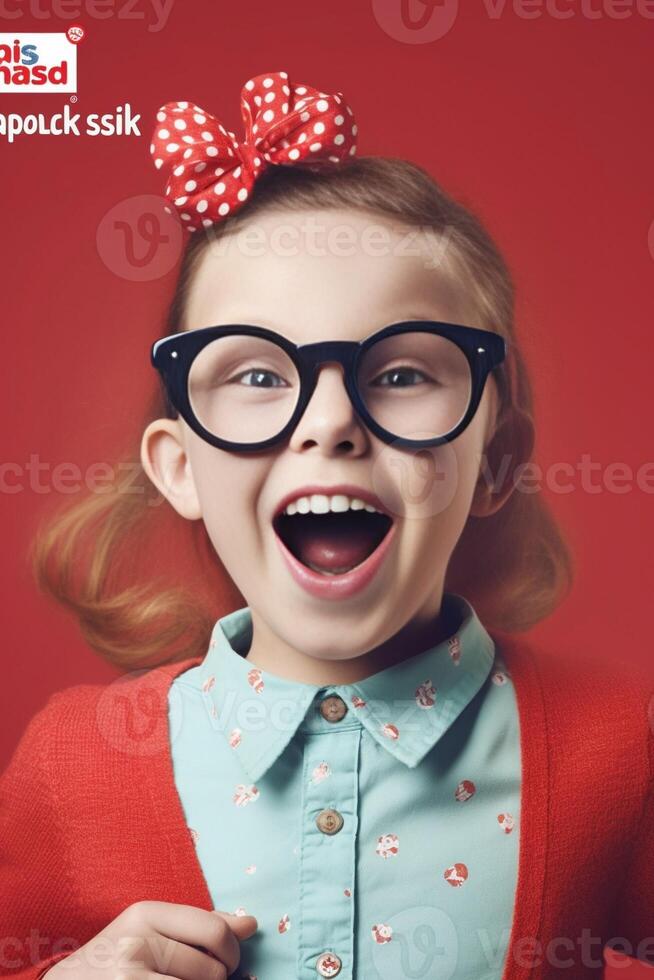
top-left (196, 592), bottom-right (496, 783)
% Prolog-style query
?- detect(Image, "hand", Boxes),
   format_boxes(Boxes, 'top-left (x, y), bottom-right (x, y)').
top-left (42, 901), bottom-right (258, 979)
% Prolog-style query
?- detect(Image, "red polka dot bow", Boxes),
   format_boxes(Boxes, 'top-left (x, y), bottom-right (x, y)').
top-left (150, 70), bottom-right (358, 232)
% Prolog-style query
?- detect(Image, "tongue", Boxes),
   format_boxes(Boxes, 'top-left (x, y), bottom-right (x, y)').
top-left (286, 513), bottom-right (384, 573)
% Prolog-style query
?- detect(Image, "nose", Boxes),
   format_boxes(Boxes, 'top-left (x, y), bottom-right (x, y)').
top-left (287, 362), bottom-right (369, 455)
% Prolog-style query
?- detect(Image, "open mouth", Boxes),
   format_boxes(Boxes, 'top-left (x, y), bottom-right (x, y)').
top-left (272, 509), bottom-right (395, 576)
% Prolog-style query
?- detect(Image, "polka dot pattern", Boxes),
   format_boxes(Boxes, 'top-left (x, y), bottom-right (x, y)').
top-left (150, 71), bottom-right (357, 232)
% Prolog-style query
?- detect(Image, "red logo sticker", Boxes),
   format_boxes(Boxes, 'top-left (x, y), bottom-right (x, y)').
top-left (66, 25), bottom-right (85, 44)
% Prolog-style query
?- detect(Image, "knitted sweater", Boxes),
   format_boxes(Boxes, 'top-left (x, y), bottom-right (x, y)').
top-left (1, 629), bottom-right (652, 980)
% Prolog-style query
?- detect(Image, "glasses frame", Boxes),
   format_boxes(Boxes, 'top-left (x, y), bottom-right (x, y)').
top-left (150, 320), bottom-right (507, 452)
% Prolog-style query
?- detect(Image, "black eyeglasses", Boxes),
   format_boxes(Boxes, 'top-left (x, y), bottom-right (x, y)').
top-left (150, 320), bottom-right (507, 452)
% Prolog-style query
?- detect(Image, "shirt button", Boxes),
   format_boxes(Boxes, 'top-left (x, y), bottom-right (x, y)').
top-left (316, 951), bottom-right (342, 976)
top-left (316, 808), bottom-right (344, 835)
top-left (319, 694), bottom-right (347, 722)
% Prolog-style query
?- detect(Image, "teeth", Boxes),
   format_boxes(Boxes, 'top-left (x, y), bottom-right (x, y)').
top-left (283, 493), bottom-right (381, 517)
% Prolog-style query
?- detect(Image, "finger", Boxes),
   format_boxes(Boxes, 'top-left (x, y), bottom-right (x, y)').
top-left (136, 903), bottom-right (249, 976)
top-left (212, 911), bottom-right (258, 940)
top-left (145, 937), bottom-right (228, 980)
top-left (145, 975), bottom-right (184, 980)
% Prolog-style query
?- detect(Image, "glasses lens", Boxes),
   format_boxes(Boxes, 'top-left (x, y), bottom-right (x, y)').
top-left (357, 332), bottom-right (472, 440)
top-left (188, 335), bottom-right (300, 444)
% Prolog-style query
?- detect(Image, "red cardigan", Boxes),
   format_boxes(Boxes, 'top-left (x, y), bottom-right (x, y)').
top-left (1, 629), bottom-right (653, 980)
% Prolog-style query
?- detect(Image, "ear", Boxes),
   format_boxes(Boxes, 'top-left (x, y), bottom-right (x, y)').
top-left (469, 405), bottom-right (535, 519)
top-left (140, 418), bottom-right (203, 520)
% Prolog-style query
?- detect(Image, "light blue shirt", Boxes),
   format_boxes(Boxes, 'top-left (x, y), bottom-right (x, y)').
top-left (167, 592), bottom-right (521, 979)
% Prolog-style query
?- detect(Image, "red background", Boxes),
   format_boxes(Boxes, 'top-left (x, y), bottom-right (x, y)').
top-left (1, 2), bottom-right (653, 975)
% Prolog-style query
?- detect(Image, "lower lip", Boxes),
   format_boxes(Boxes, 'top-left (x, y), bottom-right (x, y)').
top-left (273, 519), bottom-right (397, 600)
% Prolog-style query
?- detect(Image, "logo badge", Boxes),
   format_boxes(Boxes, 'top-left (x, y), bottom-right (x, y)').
top-left (66, 24), bottom-right (86, 45)
top-left (0, 33), bottom-right (78, 93)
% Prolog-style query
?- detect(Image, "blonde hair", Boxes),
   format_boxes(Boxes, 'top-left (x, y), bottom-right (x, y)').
top-left (30, 157), bottom-right (574, 668)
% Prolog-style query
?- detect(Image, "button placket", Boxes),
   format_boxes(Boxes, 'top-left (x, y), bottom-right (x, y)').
top-left (297, 699), bottom-right (360, 979)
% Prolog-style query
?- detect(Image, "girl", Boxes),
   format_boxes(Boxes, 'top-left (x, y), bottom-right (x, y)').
top-left (1, 71), bottom-right (652, 980)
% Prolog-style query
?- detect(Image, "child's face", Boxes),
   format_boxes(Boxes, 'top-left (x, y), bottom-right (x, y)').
top-left (142, 207), bottom-right (500, 664)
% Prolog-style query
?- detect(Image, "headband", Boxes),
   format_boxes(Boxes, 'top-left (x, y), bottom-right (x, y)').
top-left (150, 70), bottom-right (358, 232)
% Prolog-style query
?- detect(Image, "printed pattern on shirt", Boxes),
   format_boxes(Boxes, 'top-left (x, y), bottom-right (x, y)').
top-left (168, 594), bottom-right (521, 979)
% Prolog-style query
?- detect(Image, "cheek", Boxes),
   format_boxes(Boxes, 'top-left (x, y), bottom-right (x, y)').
top-left (395, 454), bottom-right (478, 586)
top-left (375, 437), bottom-right (479, 525)
top-left (375, 425), bottom-right (483, 572)
top-left (186, 441), bottom-right (265, 555)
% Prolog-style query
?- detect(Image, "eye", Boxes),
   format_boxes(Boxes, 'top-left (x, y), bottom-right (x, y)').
top-left (228, 368), bottom-right (290, 388)
top-left (370, 366), bottom-right (432, 388)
